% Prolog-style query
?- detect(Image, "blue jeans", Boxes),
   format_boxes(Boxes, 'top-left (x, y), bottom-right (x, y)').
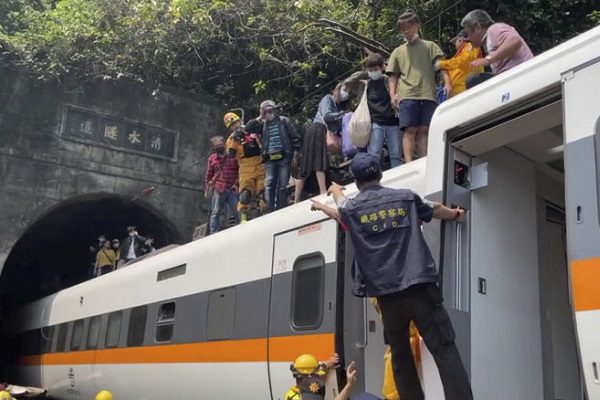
top-left (264, 158), bottom-right (290, 212)
top-left (209, 189), bottom-right (239, 234)
top-left (367, 122), bottom-right (403, 168)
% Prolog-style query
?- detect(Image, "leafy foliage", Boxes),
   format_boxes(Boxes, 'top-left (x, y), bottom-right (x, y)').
top-left (1, 0), bottom-right (598, 119)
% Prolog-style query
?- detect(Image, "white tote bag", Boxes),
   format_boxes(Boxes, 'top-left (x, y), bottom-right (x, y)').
top-left (348, 83), bottom-right (372, 148)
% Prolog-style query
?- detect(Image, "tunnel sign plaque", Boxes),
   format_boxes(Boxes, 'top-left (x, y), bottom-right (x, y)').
top-left (61, 105), bottom-right (179, 161)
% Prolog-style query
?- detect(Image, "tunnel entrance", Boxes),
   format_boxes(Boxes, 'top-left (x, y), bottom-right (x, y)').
top-left (0, 193), bottom-right (182, 311)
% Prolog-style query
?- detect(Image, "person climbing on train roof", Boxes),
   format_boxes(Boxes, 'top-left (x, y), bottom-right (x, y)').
top-left (309, 152), bottom-right (473, 400)
top-left (284, 353), bottom-right (357, 400)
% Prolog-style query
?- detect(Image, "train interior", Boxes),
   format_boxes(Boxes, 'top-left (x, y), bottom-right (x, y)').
top-left (444, 98), bottom-right (583, 400)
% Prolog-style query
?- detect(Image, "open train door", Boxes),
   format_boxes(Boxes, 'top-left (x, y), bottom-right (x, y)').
top-left (563, 58), bottom-right (600, 399)
top-left (267, 218), bottom-right (343, 400)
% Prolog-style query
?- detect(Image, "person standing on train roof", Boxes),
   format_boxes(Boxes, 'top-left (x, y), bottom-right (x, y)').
top-left (309, 152), bottom-right (473, 400)
top-left (225, 112), bottom-right (266, 222)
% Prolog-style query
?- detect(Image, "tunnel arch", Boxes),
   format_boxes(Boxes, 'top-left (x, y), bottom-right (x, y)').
top-left (0, 193), bottom-right (182, 310)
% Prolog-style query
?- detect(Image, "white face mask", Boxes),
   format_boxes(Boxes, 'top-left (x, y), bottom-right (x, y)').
top-left (339, 89), bottom-right (349, 101)
top-left (368, 70), bottom-right (383, 80)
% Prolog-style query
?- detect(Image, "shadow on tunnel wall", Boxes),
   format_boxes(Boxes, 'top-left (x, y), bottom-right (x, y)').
top-left (0, 193), bottom-right (182, 311)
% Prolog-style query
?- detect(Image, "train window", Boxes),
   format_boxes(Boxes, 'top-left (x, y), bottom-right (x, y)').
top-left (127, 306), bottom-right (148, 346)
top-left (70, 320), bottom-right (84, 351)
top-left (42, 325), bottom-right (54, 353)
top-left (291, 253), bottom-right (325, 330)
top-left (106, 311), bottom-right (122, 348)
top-left (206, 288), bottom-right (236, 340)
top-left (155, 302), bottom-right (176, 343)
top-left (87, 316), bottom-right (101, 349)
top-left (56, 323), bottom-right (69, 352)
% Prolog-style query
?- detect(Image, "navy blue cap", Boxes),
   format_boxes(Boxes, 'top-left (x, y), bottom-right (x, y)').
top-left (350, 152), bottom-right (382, 181)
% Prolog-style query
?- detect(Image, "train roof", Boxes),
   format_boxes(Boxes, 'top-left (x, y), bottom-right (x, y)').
top-left (426, 24), bottom-right (600, 195)
top-left (11, 158), bottom-right (427, 333)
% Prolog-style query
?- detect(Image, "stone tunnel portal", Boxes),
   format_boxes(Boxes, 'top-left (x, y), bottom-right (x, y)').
top-left (0, 193), bottom-right (182, 312)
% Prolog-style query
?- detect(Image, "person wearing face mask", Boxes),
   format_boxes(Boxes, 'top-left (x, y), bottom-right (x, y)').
top-left (294, 83), bottom-right (351, 203)
top-left (225, 112), bottom-right (266, 222)
top-left (258, 100), bottom-right (300, 212)
top-left (387, 11), bottom-right (452, 163)
top-left (436, 30), bottom-right (484, 96)
top-left (205, 135), bottom-right (240, 233)
top-left (345, 52), bottom-right (402, 167)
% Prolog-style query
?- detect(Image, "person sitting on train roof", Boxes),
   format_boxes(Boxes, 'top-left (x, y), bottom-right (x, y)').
top-left (435, 29), bottom-right (484, 96)
top-left (310, 152), bottom-right (473, 400)
top-left (461, 9), bottom-right (533, 89)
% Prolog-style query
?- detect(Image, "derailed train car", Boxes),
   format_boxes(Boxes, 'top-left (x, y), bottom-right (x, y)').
top-left (6, 24), bottom-right (600, 400)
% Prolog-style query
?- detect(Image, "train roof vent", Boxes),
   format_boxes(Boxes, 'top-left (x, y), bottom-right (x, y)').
top-left (157, 264), bottom-right (187, 282)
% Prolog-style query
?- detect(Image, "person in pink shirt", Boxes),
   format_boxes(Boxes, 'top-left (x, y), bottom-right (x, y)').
top-left (460, 9), bottom-right (533, 88)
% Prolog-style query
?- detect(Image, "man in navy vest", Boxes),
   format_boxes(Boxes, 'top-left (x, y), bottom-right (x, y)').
top-left (310, 152), bottom-right (473, 400)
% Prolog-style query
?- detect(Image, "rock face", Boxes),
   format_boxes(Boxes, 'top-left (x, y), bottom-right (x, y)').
top-left (0, 68), bottom-right (225, 305)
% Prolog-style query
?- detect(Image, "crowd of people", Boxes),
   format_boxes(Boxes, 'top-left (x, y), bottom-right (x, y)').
top-left (204, 8), bottom-right (532, 235)
top-left (88, 226), bottom-right (156, 277)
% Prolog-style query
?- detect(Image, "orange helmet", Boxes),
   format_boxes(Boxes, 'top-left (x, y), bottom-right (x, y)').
top-left (223, 112), bottom-right (241, 129)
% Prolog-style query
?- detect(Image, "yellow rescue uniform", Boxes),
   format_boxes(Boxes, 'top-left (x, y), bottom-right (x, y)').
top-left (284, 385), bottom-right (300, 400)
top-left (371, 298), bottom-right (420, 400)
top-left (437, 43), bottom-right (483, 95)
top-left (226, 134), bottom-right (265, 213)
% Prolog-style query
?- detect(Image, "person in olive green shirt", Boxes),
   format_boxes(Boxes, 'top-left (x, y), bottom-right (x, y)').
top-left (386, 11), bottom-right (452, 163)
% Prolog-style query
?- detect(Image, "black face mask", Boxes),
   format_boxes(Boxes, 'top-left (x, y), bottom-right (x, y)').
top-left (215, 147), bottom-right (225, 154)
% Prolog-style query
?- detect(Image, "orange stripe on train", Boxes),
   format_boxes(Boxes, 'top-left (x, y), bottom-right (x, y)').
top-left (18, 333), bottom-right (334, 366)
top-left (571, 258), bottom-right (600, 312)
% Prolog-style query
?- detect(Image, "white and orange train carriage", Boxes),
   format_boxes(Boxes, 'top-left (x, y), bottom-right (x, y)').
top-left (7, 24), bottom-right (600, 400)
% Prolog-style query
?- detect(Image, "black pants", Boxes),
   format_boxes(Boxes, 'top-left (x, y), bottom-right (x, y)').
top-left (377, 284), bottom-right (473, 400)
top-left (466, 72), bottom-right (495, 89)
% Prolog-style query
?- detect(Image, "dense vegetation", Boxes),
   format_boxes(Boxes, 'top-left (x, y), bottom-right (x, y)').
top-left (1, 0), bottom-right (598, 117)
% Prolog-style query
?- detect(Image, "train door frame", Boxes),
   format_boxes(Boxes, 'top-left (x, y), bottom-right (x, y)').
top-left (562, 56), bottom-right (600, 399)
top-left (266, 218), bottom-right (340, 400)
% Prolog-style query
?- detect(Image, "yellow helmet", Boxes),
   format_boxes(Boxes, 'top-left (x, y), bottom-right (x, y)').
top-left (95, 390), bottom-right (113, 400)
top-left (291, 354), bottom-right (324, 375)
top-left (223, 112), bottom-right (241, 129)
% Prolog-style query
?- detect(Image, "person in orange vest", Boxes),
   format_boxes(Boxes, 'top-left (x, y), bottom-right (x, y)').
top-left (224, 112), bottom-right (266, 222)
top-left (436, 30), bottom-right (484, 96)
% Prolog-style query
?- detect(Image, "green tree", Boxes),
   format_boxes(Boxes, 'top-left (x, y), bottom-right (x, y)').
top-left (1, 0), bottom-right (598, 118)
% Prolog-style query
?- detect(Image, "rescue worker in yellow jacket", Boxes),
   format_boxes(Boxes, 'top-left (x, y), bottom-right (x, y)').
top-left (436, 30), bottom-right (484, 96)
top-left (285, 353), bottom-right (356, 400)
top-left (223, 112), bottom-right (266, 222)
top-left (95, 390), bottom-right (113, 400)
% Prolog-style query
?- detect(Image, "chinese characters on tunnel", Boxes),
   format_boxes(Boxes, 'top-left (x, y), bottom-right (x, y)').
top-left (62, 106), bottom-right (178, 160)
